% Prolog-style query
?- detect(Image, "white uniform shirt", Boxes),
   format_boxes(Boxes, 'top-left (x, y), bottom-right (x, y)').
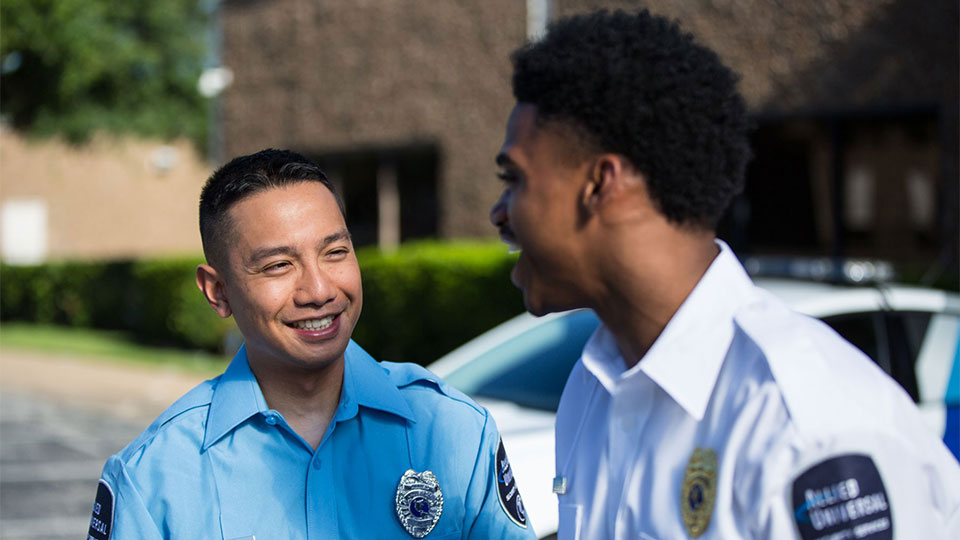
top-left (554, 242), bottom-right (960, 539)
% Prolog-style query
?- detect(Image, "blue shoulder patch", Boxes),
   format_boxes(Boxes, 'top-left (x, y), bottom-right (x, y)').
top-left (87, 479), bottom-right (114, 540)
top-left (792, 454), bottom-right (892, 539)
top-left (495, 437), bottom-right (528, 528)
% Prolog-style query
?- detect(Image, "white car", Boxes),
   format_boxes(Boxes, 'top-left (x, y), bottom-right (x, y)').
top-left (427, 278), bottom-right (960, 538)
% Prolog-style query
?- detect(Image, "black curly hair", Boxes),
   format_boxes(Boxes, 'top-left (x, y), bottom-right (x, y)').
top-left (511, 9), bottom-right (751, 229)
top-left (199, 148), bottom-right (344, 269)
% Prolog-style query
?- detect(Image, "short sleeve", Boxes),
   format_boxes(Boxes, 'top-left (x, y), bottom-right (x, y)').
top-left (461, 412), bottom-right (539, 540)
top-left (89, 455), bottom-right (164, 540)
top-left (754, 431), bottom-right (960, 539)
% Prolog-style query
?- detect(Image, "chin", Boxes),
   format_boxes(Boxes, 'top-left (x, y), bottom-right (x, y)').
top-left (522, 293), bottom-right (558, 318)
top-left (522, 287), bottom-right (584, 318)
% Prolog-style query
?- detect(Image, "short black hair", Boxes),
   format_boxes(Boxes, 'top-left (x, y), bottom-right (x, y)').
top-left (198, 148), bottom-right (344, 269)
top-left (511, 9), bottom-right (751, 229)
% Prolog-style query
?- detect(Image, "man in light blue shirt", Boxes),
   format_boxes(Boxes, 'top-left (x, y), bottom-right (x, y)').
top-left (87, 149), bottom-right (534, 539)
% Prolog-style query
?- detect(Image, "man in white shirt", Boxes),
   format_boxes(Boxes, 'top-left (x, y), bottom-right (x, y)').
top-left (489, 8), bottom-right (960, 539)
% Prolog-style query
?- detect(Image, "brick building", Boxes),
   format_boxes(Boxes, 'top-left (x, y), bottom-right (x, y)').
top-left (216, 0), bottom-right (958, 279)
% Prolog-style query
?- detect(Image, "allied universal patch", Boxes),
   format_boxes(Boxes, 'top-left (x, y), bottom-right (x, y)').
top-left (495, 437), bottom-right (528, 528)
top-left (87, 479), bottom-right (114, 540)
top-left (396, 469), bottom-right (444, 538)
top-left (681, 447), bottom-right (717, 538)
top-left (792, 454), bottom-right (892, 540)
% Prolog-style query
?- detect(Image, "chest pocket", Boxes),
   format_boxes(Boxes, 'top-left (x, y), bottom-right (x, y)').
top-left (331, 410), bottom-right (463, 539)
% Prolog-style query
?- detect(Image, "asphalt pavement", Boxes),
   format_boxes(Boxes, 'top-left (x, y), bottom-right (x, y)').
top-left (0, 350), bottom-right (209, 540)
top-left (0, 388), bottom-right (145, 540)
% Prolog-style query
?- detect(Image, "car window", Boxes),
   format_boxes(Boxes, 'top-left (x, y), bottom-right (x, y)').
top-left (881, 312), bottom-right (928, 402)
top-left (915, 313), bottom-right (960, 407)
top-left (823, 311), bottom-right (935, 404)
top-left (822, 312), bottom-right (889, 373)
top-left (897, 311), bottom-right (933, 363)
top-left (443, 310), bottom-right (600, 411)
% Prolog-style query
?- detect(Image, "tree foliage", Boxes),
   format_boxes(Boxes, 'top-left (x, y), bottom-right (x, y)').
top-left (0, 0), bottom-right (210, 147)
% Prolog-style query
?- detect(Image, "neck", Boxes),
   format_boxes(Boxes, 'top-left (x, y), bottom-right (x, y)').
top-left (589, 225), bottom-right (719, 370)
top-left (248, 353), bottom-right (344, 450)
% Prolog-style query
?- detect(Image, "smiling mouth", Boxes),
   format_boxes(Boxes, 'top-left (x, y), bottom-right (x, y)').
top-left (498, 229), bottom-right (522, 253)
top-left (290, 316), bottom-right (335, 331)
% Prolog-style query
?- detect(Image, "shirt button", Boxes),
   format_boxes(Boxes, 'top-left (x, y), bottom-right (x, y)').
top-left (264, 413), bottom-right (278, 425)
top-left (312, 457), bottom-right (322, 470)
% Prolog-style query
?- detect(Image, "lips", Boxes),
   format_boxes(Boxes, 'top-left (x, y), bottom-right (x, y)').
top-left (498, 227), bottom-right (522, 253)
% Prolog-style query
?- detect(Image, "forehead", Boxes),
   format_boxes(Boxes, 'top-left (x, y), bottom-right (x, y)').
top-left (225, 182), bottom-right (345, 244)
top-left (498, 103), bottom-right (575, 169)
top-left (500, 103), bottom-right (540, 157)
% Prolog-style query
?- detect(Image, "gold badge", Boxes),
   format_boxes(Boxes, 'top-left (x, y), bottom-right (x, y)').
top-left (681, 447), bottom-right (717, 538)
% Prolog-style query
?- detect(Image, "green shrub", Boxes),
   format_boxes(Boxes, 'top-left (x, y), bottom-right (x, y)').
top-left (128, 258), bottom-right (235, 350)
top-left (355, 241), bottom-right (524, 364)
top-left (0, 240), bottom-right (524, 363)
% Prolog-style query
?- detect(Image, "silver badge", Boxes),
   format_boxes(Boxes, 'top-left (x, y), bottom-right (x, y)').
top-left (395, 469), bottom-right (443, 538)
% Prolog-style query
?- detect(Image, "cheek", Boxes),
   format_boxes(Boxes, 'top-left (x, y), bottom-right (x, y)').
top-left (239, 281), bottom-right (289, 315)
top-left (331, 264), bottom-right (363, 301)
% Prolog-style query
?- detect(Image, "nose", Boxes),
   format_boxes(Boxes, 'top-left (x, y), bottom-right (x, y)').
top-left (294, 261), bottom-right (336, 307)
top-left (489, 190), bottom-right (509, 229)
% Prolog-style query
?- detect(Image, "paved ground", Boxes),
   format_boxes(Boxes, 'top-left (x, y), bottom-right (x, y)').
top-left (0, 349), bottom-right (210, 540)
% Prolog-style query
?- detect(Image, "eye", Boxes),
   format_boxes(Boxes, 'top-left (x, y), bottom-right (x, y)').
top-left (326, 247), bottom-right (351, 259)
top-left (263, 261), bottom-right (291, 273)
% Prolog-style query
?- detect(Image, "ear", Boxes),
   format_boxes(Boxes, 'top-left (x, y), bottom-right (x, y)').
top-left (580, 154), bottom-right (624, 214)
top-left (196, 264), bottom-right (232, 319)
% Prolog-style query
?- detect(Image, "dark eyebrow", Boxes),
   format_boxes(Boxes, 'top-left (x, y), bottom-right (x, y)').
top-left (246, 229), bottom-right (352, 265)
top-left (321, 229), bottom-right (352, 247)
top-left (247, 245), bottom-right (295, 265)
top-left (495, 153), bottom-right (514, 168)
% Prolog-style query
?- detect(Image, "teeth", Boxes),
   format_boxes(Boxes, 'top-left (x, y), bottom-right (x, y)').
top-left (293, 316), bottom-right (334, 331)
top-left (502, 239), bottom-right (522, 253)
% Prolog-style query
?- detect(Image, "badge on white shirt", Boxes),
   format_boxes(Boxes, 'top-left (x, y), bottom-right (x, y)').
top-left (681, 447), bottom-right (717, 538)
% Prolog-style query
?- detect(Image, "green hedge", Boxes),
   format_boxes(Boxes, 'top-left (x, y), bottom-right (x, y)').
top-left (0, 241), bottom-right (524, 365)
top-left (354, 241), bottom-right (524, 363)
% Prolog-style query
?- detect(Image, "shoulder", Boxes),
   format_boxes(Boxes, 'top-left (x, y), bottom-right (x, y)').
top-left (111, 376), bottom-right (218, 465)
top-left (724, 293), bottom-right (960, 534)
top-left (731, 288), bottom-right (913, 437)
top-left (379, 360), bottom-right (488, 423)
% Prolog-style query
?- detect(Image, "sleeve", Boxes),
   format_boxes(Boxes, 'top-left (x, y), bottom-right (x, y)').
top-left (461, 412), bottom-right (539, 540)
top-left (87, 455), bottom-right (164, 540)
top-left (752, 431), bottom-right (960, 540)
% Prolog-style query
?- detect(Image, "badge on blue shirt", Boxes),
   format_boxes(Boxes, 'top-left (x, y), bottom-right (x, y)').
top-left (792, 454), bottom-right (892, 539)
top-left (396, 469), bottom-right (444, 538)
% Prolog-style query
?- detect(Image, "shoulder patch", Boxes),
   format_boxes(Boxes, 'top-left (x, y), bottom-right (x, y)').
top-left (792, 454), bottom-right (892, 539)
top-left (88, 479), bottom-right (114, 540)
top-left (495, 437), bottom-right (528, 528)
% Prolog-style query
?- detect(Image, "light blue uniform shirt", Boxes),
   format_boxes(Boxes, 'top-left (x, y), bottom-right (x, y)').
top-left (89, 341), bottom-right (535, 540)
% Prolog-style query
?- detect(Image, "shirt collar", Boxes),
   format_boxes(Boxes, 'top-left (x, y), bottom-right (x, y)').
top-left (203, 344), bottom-right (269, 450)
top-left (202, 340), bottom-right (417, 450)
top-left (581, 240), bottom-right (758, 421)
top-left (338, 340), bottom-right (417, 423)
